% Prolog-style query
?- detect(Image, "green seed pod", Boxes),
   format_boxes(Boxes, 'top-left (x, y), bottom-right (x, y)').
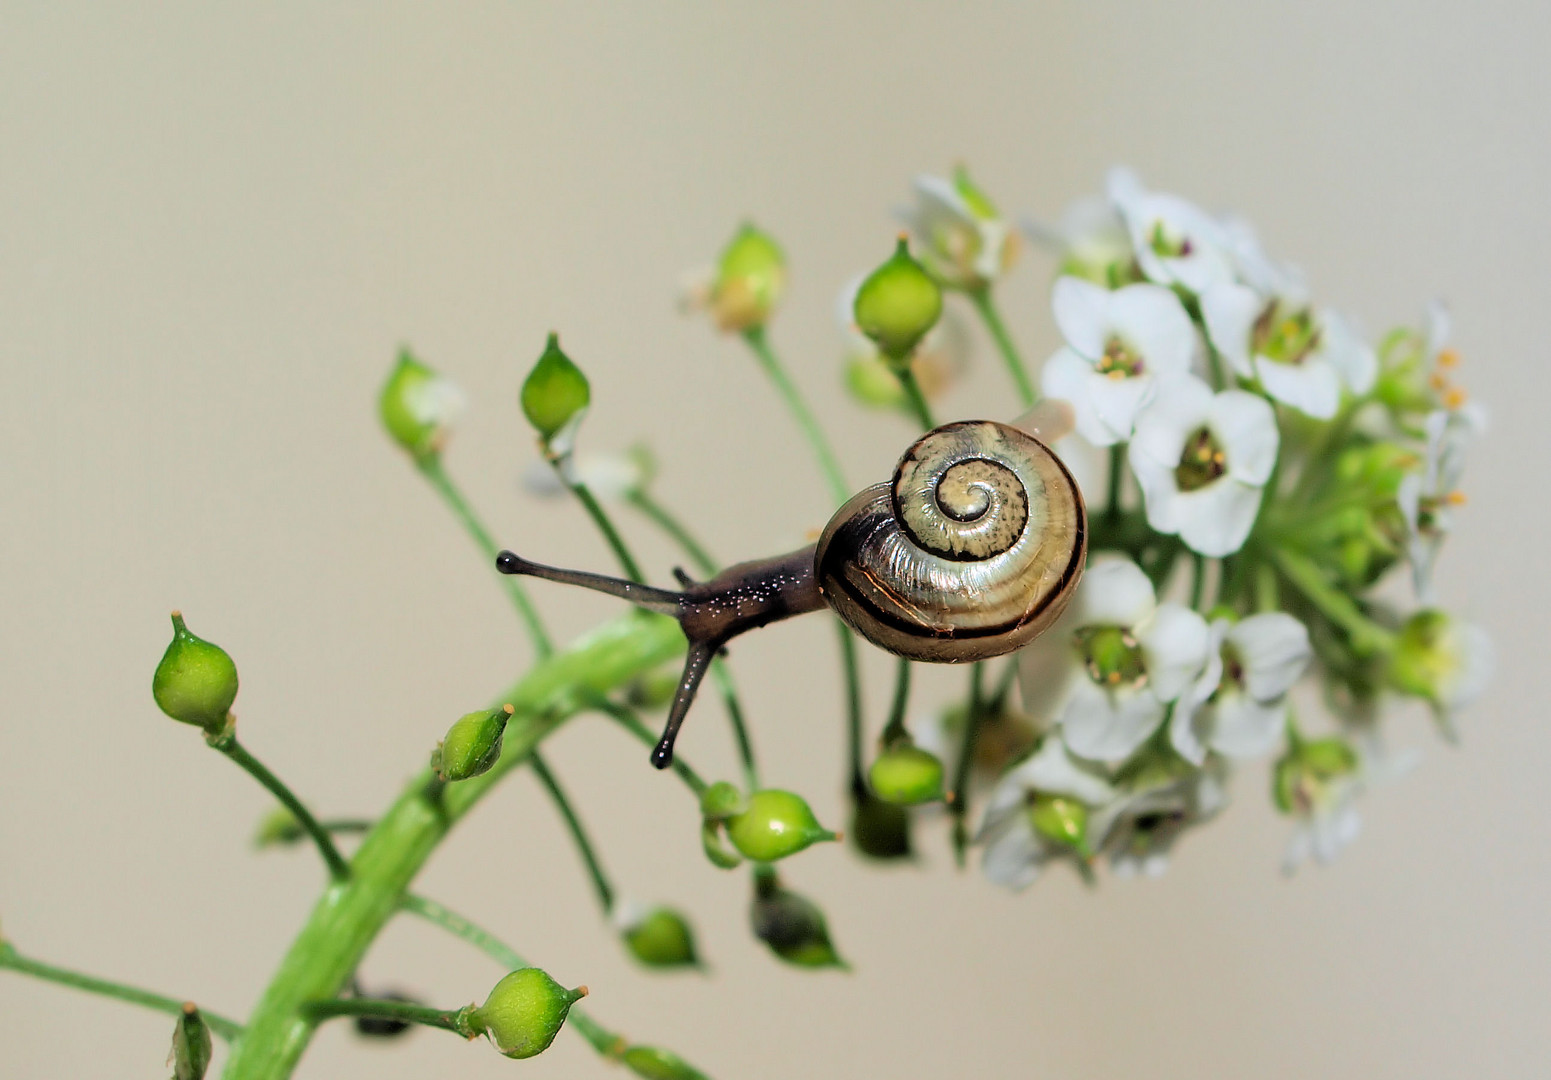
top-left (853, 237), bottom-right (942, 362)
top-left (379, 348), bottom-right (464, 461)
top-left (749, 879), bottom-right (847, 970)
top-left (725, 789), bottom-right (838, 863)
top-left (470, 967), bottom-right (586, 1060)
top-left (169, 1002), bottom-right (213, 1080)
top-left (1028, 793), bottom-right (1090, 855)
top-left (868, 743), bottom-right (945, 806)
top-left (520, 333), bottom-right (591, 444)
top-left (622, 1045), bottom-right (712, 1080)
top-left (710, 222), bottom-right (786, 333)
top-left (848, 786), bottom-right (913, 860)
top-left (620, 905), bottom-right (700, 969)
top-left (152, 612), bottom-right (238, 734)
top-left (699, 780), bottom-right (746, 821)
top-left (432, 705), bottom-right (513, 782)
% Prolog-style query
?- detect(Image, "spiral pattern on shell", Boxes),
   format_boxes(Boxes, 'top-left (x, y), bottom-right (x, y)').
top-left (815, 420), bottom-right (1086, 663)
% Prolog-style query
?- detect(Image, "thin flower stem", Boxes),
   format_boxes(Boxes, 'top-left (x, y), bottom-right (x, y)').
top-left (988, 655), bottom-right (1020, 712)
top-left (1106, 445), bottom-right (1126, 522)
top-left (880, 657), bottom-right (913, 745)
top-left (1205, 342), bottom-right (1228, 391)
top-left (399, 894), bottom-right (621, 1057)
top-left (968, 285), bottom-right (1036, 408)
top-left (1270, 545), bottom-right (1396, 655)
top-left (302, 997), bottom-right (474, 1038)
top-left (417, 455), bottom-right (553, 658)
top-left (208, 732), bottom-right (351, 882)
top-left (569, 479), bottom-right (647, 585)
top-left (839, 624), bottom-right (864, 790)
top-left (950, 660), bottom-right (988, 866)
top-left (591, 697), bottom-right (710, 797)
top-left (1189, 552), bottom-right (1207, 611)
top-left (1255, 559), bottom-right (1280, 613)
top-left (896, 364), bottom-right (937, 430)
top-left (0, 944), bottom-right (243, 1041)
top-left (626, 490), bottom-right (717, 576)
top-left (528, 751), bottom-right (615, 915)
top-left (741, 325), bottom-right (850, 506)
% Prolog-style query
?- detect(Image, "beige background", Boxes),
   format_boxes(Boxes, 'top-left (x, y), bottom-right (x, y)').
top-left (2, 4), bottom-right (1548, 1078)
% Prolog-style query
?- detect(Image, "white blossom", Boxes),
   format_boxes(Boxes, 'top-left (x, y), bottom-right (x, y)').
top-left (1170, 614), bottom-right (1312, 765)
top-left (1023, 194), bottom-right (1132, 284)
top-left (1040, 276), bottom-right (1198, 446)
top-left (523, 450), bottom-right (646, 502)
top-left (896, 170), bottom-right (1017, 289)
top-left (1107, 168), bottom-right (1235, 295)
top-left (1397, 406), bottom-right (1485, 603)
top-left (1094, 760), bottom-right (1228, 878)
top-left (1018, 559), bottom-right (1210, 762)
top-left (977, 736), bottom-right (1116, 891)
top-left (1128, 375), bottom-right (1279, 556)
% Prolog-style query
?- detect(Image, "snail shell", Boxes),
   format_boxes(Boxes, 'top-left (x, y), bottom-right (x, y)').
top-left (814, 420), bottom-right (1086, 662)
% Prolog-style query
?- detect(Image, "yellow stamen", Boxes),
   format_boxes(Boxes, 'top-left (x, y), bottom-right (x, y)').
top-left (1446, 490), bottom-right (1468, 506)
top-left (1428, 372), bottom-right (1449, 391)
top-left (1444, 387), bottom-right (1468, 409)
top-left (1436, 348), bottom-right (1461, 369)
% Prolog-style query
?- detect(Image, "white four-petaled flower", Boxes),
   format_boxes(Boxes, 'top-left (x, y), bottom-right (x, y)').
top-left (897, 172), bottom-right (1018, 289)
top-left (1170, 613), bottom-right (1312, 766)
top-left (1107, 168), bottom-right (1236, 295)
top-left (977, 736), bottom-right (1117, 891)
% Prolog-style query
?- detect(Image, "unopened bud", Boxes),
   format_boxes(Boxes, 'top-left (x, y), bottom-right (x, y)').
top-left (379, 349), bottom-right (464, 461)
top-left (749, 880), bottom-right (847, 970)
top-left (725, 789), bottom-right (838, 863)
top-left (699, 780), bottom-right (745, 821)
top-left (868, 743), bottom-right (945, 806)
top-left (152, 612), bottom-right (238, 734)
top-left (168, 1003), bottom-right (212, 1080)
top-left (853, 237), bottom-right (943, 362)
top-left (520, 333), bottom-right (591, 445)
top-left (253, 806), bottom-right (305, 849)
top-left (619, 905), bottom-right (700, 969)
top-left (709, 223), bottom-right (786, 332)
top-left (470, 967), bottom-right (586, 1060)
top-left (848, 786), bottom-right (913, 860)
top-left (1028, 793), bottom-right (1090, 855)
top-left (432, 705), bottom-right (513, 782)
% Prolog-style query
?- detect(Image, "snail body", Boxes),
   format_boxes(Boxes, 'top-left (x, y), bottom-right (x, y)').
top-left (498, 418), bottom-right (1086, 769)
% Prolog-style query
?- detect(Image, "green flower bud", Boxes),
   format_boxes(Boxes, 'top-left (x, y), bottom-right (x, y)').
top-left (622, 1045), bottom-right (712, 1080)
top-left (379, 348), bottom-right (464, 461)
top-left (848, 785), bottom-right (913, 860)
top-left (152, 612), bottom-right (238, 734)
top-left (170, 1002), bottom-right (213, 1080)
top-left (253, 806), bottom-right (305, 849)
top-left (1273, 737), bottom-right (1358, 814)
top-left (868, 743), bottom-right (945, 806)
top-left (620, 905), bottom-right (700, 969)
top-left (700, 819), bottom-right (743, 869)
top-left (470, 967), bottom-right (587, 1060)
top-left (749, 879), bottom-right (847, 970)
top-left (1028, 793), bottom-right (1091, 855)
top-left (699, 780), bottom-right (746, 821)
top-left (708, 222), bottom-right (786, 333)
top-left (853, 237), bottom-right (942, 362)
top-left (725, 789), bottom-right (838, 863)
top-left (1389, 609), bottom-right (1487, 713)
top-left (432, 705), bottom-right (513, 782)
top-left (520, 333), bottom-right (591, 444)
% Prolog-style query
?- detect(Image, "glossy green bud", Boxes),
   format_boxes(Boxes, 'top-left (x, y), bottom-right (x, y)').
top-left (1028, 793), bottom-right (1091, 855)
top-left (853, 237), bottom-right (942, 362)
top-left (432, 705), bottom-right (512, 782)
top-left (749, 880), bottom-right (847, 970)
top-left (725, 789), bottom-right (838, 863)
top-left (520, 333), bottom-right (591, 443)
top-left (622, 1045), bottom-right (712, 1080)
top-left (379, 349), bottom-right (463, 461)
top-left (170, 1002), bottom-right (213, 1080)
top-left (710, 223), bottom-right (786, 332)
top-left (620, 905), bottom-right (700, 969)
top-left (152, 612), bottom-right (238, 734)
top-left (868, 743), bottom-right (945, 806)
top-left (470, 967), bottom-right (586, 1060)
top-left (699, 780), bottom-right (746, 821)
top-left (848, 785), bottom-right (913, 860)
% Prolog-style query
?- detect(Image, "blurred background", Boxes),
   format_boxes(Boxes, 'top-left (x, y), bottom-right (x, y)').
top-left (2, 4), bottom-right (1547, 1078)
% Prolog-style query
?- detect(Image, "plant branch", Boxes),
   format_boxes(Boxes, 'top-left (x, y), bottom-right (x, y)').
top-left (741, 326), bottom-right (850, 506)
top-left (302, 997), bottom-right (474, 1038)
top-left (207, 731), bottom-right (351, 882)
top-left (528, 751), bottom-right (615, 915)
top-left (967, 285), bottom-right (1036, 408)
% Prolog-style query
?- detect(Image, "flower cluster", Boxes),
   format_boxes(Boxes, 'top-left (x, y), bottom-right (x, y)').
top-left (966, 168), bottom-right (1492, 884)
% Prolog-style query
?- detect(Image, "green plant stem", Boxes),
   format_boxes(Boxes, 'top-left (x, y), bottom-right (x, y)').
top-left (741, 325), bottom-right (850, 506)
top-left (1189, 553), bottom-right (1207, 611)
top-left (1255, 559), bottom-right (1280, 613)
top-left (880, 657), bottom-right (912, 745)
top-left (398, 894), bottom-right (621, 1057)
top-left (417, 455), bottom-right (553, 658)
top-left (568, 478), bottom-right (647, 585)
top-left (220, 612), bottom-right (684, 1080)
top-left (207, 732), bottom-right (351, 883)
top-left (626, 490), bottom-right (717, 576)
top-left (1270, 546), bottom-right (1395, 655)
top-left (950, 661), bottom-right (988, 865)
top-left (528, 751), bottom-right (614, 915)
top-left (1106, 445), bottom-right (1126, 522)
top-left (303, 997), bottom-right (474, 1037)
top-left (895, 364), bottom-right (936, 430)
top-left (967, 285), bottom-right (1036, 408)
top-left (988, 655), bottom-right (1020, 712)
top-left (0, 944), bottom-right (243, 1041)
top-left (839, 625), bottom-right (864, 790)
top-left (590, 698), bottom-right (709, 797)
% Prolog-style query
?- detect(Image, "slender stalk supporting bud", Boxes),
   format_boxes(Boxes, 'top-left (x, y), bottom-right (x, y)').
top-left (303, 997), bottom-right (478, 1039)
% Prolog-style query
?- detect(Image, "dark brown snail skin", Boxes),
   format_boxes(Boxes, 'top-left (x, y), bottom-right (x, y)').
top-left (497, 418), bottom-right (1086, 770)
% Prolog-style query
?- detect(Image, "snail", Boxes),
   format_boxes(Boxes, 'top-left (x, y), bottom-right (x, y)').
top-left (497, 403), bottom-right (1087, 769)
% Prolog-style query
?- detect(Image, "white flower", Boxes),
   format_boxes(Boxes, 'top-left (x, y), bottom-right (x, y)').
top-left (1040, 276), bottom-right (1198, 446)
top-left (1397, 407), bottom-right (1485, 603)
top-left (1170, 614), bottom-right (1312, 765)
top-left (977, 736), bottom-right (1116, 891)
top-left (1200, 282), bottom-right (1376, 419)
top-left (1219, 214), bottom-right (1305, 298)
top-left (1107, 168), bottom-right (1235, 295)
top-left (522, 450), bottom-right (646, 502)
top-left (1281, 771), bottom-right (1363, 874)
top-left (1023, 194), bottom-right (1132, 284)
top-left (1018, 559), bottom-right (1210, 762)
top-left (1128, 375), bottom-right (1279, 556)
top-left (1094, 760), bottom-right (1228, 878)
top-left (896, 169), bottom-right (1018, 289)
top-left (1391, 608), bottom-right (1494, 740)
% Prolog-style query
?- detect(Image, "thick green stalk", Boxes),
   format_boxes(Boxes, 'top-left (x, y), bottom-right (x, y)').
top-left (0, 945), bottom-right (243, 1041)
top-left (220, 612), bottom-right (683, 1080)
top-left (967, 285), bottom-right (1036, 408)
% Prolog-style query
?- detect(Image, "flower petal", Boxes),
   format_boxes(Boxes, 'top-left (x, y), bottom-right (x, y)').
top-left (1071, 558), bottom-right (1157, 627)
top-left (1052, 276), bottom-right (1109, 358)
top-left (1042, 348), bottom-right (1121, 447)
top-left (1228, 613), bottom-right (1312, 700)
top-left (1059, 680), bottom-right (1165, 762)
top-left (1199, 282), bottom-right (1263, 376)
top-left (1254, 355), bottom-right (1340, 419)
top-left (1204, 689), bottom-right (1288, 759)
top-left (981, 816), bottom-right (1045, 891)
top-left (1108, 284), bottom-right (1198, 377)
top-left (1174, 479), bottom-right (1262, 557)
top-left (1136, 604), bottom-right (1211, 701)
top-left (1210, 389), bottom-right (1279, 485)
